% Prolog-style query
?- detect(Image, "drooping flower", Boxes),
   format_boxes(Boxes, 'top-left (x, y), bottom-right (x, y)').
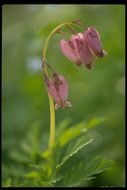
top-left (60, 33), bottom-right (94, 69)
top-left (84, 27), bottom-right (107, 58)
top-left (44, 73), bottom-right (71, 110)
top-left (60, 27), bottom-right (107, 69)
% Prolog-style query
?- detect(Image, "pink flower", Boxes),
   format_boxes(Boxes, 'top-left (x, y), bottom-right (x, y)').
top-left (84, 27), bottom-right (107, 58)
top-left (44, 74), bottom-right (71, 110)
top-left (60, 33), bottom-right (94, 69)
top-left (60, 27), bottom-right (107, 69)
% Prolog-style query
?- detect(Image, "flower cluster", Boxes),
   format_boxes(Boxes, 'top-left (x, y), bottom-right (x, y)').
top-left (44, 24), bottom-right (107, 110)
top-left (60, 27), bottom-right (107, 69)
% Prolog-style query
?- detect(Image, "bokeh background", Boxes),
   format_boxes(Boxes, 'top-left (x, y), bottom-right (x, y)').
top-left (2, 5), bottom-right (125, 187)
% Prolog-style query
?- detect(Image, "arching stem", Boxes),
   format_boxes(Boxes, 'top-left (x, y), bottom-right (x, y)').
top-left (42, 22), bottom-right (72, 149)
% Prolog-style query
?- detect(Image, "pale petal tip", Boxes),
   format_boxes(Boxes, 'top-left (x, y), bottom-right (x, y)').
top-left (103, 50), bottom-right (108, 56)
top-left (55, 103), bottom-right (60, 110)
top-left (66, 101), bottom-right (72, 108)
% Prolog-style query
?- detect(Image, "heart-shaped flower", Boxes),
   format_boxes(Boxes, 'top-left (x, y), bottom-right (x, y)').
top-left (44, 73), bottom-right (71, 110)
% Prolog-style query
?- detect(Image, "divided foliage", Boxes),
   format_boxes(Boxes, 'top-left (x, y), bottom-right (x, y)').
top-left (2, 117), bottom-right (114, 187)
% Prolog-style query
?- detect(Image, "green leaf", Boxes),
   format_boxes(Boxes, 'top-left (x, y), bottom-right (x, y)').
top-left (56, 136), bottom-right (93, 169)
top-left (87, 117), bottom-right (107, 129)
top-left (51, 176), bottom-right (63, 184)
top-left (61, 156), bottom-right (114, 187)
top-left (57, 117), bottom-right (106, 147)
top-left (84, 156), bottom-right (114, 177)
top-left (58, 121), bottom-right (87, 147)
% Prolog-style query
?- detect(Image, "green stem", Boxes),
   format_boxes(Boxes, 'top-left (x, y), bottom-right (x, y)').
top-left (42, 22), bottom-right (72, 149)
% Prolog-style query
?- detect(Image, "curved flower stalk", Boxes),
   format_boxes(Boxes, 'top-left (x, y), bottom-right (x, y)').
top-left (42, 20), bottom-right (107, 149)
top-left (60, 26), bottom-right (107, 69)
top-left (42, 22), bottom-right (73, 149)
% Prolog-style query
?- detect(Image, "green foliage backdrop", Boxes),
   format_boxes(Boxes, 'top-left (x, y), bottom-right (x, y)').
top-left (2, 5), bottom-right (125, 187)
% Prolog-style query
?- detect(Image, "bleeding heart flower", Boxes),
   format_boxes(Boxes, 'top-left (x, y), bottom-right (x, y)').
top-left (44, 73), bottom-right (71, 110)
top-left (84, 27), bottom-right (107, 58)
top-left (60, 33), bottom-right (94, 69)
top-left (60, 27), bottom-right (107, 69)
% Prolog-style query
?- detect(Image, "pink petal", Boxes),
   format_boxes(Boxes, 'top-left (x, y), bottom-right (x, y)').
top-left (44, 76), bottom-right (61, 105)
top-left (53, 74), bottom-right (69, 109)
top-left (71, 33), bottom-right (94, 69)
top-left (60, 39), bottom-right (81, 65)
top-left (70, 34), bottom-right (82, 64)
top-left (80, 38), bottom-right (95, 69)
top-left (45, 74), bottom-right (71, 110)
top-left (56, 75), bottom-right (68, 101)
top-left (84, 27), bottom-right (106, 58)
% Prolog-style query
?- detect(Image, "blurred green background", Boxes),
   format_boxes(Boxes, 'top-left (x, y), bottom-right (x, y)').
top-left (2, 5), bottom-right (125, 187)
